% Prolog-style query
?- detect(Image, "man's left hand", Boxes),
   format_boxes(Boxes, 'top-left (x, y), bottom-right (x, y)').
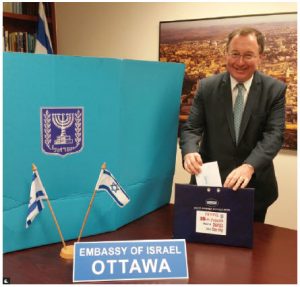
top-left (224, 164), bottom-right (254, 191)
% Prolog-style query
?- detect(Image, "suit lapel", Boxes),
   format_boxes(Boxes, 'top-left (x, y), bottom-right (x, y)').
top-left (221, 73), bottom-right (236, 144)
top-left (238, 72), bottom-right (262, 144)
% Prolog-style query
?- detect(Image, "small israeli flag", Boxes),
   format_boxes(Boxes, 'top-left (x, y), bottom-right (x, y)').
top-left (26, 169), bottom-right (48, 228)
top-left (35, 2), bottom-right (53, 54)
top-left (95, 169), bottom-right (130, 207)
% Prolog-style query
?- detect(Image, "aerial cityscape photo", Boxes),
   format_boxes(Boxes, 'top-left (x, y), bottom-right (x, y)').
top-left (159, 13), bottom-right (297, 149)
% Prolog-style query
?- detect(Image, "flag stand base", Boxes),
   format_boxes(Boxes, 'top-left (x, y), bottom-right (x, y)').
top-left (60, 245), bottom-right (74, 260)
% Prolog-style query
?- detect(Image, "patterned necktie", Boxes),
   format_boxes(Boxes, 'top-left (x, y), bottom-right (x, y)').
top-left (233, 83), bottom-right (245, 143)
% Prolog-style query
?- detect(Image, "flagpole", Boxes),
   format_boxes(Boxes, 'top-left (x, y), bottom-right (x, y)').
top-left (58, 162), bottom-right (106, 260)
top-left (45, 197), bottom-right (66, 248)
top-left (77, 162), bottom-right (106, 242)
top-left (32, 164), bottom-right (66, 248)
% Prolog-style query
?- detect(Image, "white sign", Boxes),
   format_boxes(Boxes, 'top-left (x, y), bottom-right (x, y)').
top-left (73, 239), bottom-right (188, 282)
top-left (196, 210), bottom-right (227, 236)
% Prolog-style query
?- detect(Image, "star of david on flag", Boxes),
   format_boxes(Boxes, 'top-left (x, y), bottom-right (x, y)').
top-left (95, 169), bottom-right (130, 207)
top-left (26, 168), bottom-right (48, 228)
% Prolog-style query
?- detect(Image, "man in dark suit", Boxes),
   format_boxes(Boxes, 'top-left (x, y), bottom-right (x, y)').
top-left (179, 27), bottom-right (286, 222)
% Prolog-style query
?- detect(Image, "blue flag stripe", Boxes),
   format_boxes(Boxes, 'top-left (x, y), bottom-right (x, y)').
top-left (98, 184), bottom-right (124, 207)
top-left (27, 201), bottom-right (39, 214)
top-left (35, 190), bottom-right (45, 198)
top-left (103, 170), bottom-right (111, 176)
top-left (36, 15), bottom-right (53, 54)
top-left (37, 200), bottom-right (43, 212)
top-left (32, 172), bottom-right (37, 181)
top-left (27, 196), bottom-right (44, 214)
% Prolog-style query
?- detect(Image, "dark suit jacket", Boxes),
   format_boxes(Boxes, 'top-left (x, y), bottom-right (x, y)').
top-left (180, 71), bottom-right (286, 210)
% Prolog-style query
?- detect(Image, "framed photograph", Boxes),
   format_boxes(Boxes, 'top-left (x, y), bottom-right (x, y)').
top-left (159, 12), bottom-right (297, 149)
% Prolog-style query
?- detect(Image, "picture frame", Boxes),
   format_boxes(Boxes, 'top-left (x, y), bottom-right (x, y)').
top-left (159, 12), bottom-right (297, 149)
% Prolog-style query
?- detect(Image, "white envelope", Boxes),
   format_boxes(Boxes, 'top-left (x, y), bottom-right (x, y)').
top-left (196, 161), bottom-right (222, 187)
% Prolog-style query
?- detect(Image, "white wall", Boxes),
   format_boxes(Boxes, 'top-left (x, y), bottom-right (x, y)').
top-left (55, 2), bottom-right (297, 229)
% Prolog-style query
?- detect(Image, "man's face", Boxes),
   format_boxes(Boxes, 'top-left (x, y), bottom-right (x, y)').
top-left (226, 34), bottom-right (262, 82)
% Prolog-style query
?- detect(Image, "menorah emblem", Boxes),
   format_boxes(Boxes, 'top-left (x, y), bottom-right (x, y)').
top-left (52, 113), bottom-right (74, 145)
top-left (41, 107), bottom-right (84, 156)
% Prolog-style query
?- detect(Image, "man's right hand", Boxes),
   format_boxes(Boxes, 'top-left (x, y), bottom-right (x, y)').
top-left (183, 153), bottom-right (203, 175)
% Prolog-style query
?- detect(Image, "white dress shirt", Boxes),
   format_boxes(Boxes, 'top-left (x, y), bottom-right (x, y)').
top-left (230, 75), bottom-right (253, 108)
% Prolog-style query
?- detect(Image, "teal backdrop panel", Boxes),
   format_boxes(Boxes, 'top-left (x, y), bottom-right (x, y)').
top-left (3, 53), bottom-right (185, 252)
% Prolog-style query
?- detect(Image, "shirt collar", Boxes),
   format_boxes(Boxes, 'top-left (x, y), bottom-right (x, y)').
top-left (230, 75), bottom-right (253, 92)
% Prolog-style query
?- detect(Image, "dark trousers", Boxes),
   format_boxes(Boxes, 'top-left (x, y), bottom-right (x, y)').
top-left (254, 206), bottom-right (268, 223)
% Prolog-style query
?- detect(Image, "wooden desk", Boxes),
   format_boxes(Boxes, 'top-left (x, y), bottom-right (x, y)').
top-left (3, 204), bottom-right (297, 284)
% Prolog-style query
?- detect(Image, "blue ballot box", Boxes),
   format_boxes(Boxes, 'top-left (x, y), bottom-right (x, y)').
top-left (173, 184), bottom-right (254, 248)
top-left (3, 53), bottom-right (185, 252)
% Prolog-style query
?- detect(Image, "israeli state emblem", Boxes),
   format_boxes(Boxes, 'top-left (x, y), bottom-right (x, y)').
top-left (41, 107), bottom-right (84, 156)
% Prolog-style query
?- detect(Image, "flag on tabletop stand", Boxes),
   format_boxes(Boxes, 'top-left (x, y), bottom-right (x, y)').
top-left (26, 167), bottom-right (48, 228)
top-left (95, 168), bottom-right (130, 207)
top-left (26, 165), bottom-right (67, 251)
top-left (35, 2), bottom-right (53, 54)
top-left (77, 164), bottom-right (130, 243)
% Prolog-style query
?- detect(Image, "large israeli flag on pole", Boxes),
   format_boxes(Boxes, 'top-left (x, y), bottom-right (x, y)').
top-left (35, 2), bottom-right (53, 54)
top-left (26, 168), bottom-right (48, 228)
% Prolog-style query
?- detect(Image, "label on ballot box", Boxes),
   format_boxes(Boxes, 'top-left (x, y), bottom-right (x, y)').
top-left (196, 210), bottom-right (227, 236)
top-left (73, 239), bottom-right (188, 282)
